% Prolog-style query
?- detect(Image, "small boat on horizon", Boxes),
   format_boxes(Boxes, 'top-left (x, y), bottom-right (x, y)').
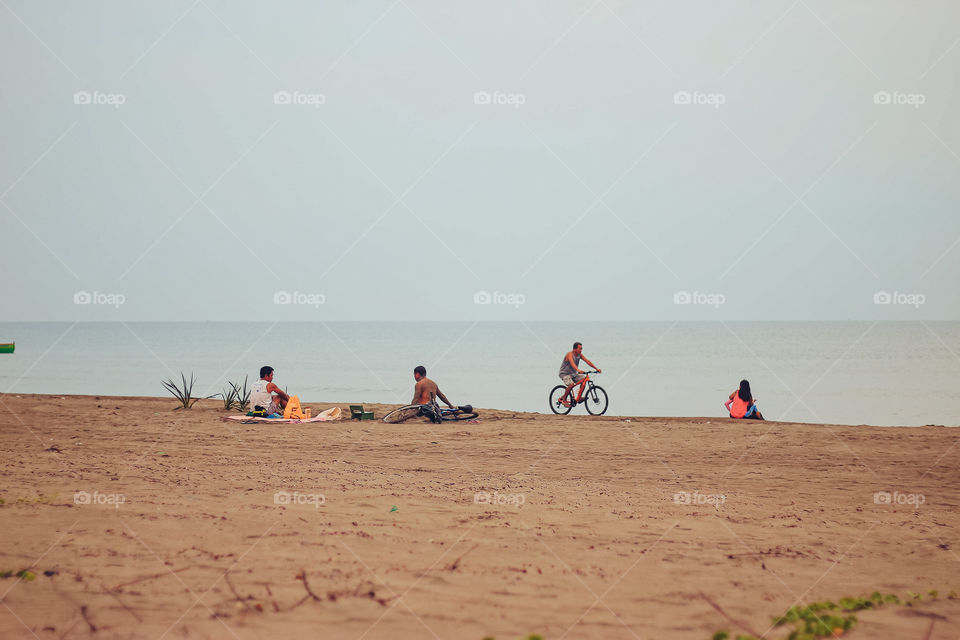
top-left (0, 342), bottom-right (14, 354)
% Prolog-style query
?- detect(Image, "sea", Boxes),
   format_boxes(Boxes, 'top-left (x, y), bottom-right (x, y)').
top-left (0, 321), bottom-right (957, 427)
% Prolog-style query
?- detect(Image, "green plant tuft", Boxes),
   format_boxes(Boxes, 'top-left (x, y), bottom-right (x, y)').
top-left (218, 376), bottom-right (251, 412)
top-left (219, 383), bottom-right (237, 410)
top-left (161, 372), bottom-right (209, 410)
top-left (229, 376), bottom-right (250, 412)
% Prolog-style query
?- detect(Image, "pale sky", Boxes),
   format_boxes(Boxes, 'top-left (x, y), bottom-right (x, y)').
top-left (1, 1), bottom-right (958, 321)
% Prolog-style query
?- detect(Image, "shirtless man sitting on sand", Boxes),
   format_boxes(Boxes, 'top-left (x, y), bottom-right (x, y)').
top-left (412, 365), bottom-right (455, 422)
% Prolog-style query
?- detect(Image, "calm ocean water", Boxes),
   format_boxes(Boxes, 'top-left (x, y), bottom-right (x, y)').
top-left (0, 322), bottom-right (957, 427)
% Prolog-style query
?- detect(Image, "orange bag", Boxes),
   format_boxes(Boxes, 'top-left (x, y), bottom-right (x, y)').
top-left (283, 396), bottom-right (304, 420)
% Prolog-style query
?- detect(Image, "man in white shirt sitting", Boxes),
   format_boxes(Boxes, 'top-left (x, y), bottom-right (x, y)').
top-left (250, 366), bottom-right (290, 415)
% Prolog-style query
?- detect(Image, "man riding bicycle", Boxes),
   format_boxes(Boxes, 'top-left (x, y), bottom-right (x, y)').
top-left (558, 342), bottom-right (601, 408)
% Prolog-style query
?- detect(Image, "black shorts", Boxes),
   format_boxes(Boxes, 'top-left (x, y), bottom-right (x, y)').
top-left (418, 403), bottom-right (442, 424)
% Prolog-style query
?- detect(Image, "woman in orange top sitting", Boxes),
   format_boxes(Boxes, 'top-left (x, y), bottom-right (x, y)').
top-left (725, 379), bottom-right (764, 420)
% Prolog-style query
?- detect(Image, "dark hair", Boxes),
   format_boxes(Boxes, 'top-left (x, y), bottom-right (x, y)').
top-left (737, 379), bottom-right (752, 402)
top-left (414, 365), bottom-right (426, 377)
top-left (573, 342), bottom-right (582, 350)
top-left (260, 366), bottom-right (274, 378)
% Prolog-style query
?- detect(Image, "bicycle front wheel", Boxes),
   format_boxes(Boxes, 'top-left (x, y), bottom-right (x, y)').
top-left (584, 385), bottom-right (608, 415)
top-left (382, 405), bottom-right (423, 424)
top-left (442, 411), bottom-right (479, 421)
top-left (549, 386), bottom-right (573, 415)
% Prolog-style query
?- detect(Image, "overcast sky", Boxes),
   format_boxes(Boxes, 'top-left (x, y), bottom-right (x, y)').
top-left (1, 1), bottom-right (958, 321)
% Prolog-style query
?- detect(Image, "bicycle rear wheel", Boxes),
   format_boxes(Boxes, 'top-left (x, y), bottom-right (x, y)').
top-left (549, 385), bottom-right (573, 415)
top-left (381, 405), bottom-right (423, 424)
top-left (584, 385), bottom-right (608, 415)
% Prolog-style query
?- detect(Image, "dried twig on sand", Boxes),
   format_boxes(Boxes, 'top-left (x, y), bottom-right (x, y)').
top-left (106, 591), bottom-right (143, 622)
top-left (446, 543), bottom-right (479, 571)
top-left (111, 566), bottom-right (191, 591)
top-left (80, 605), bottom-right (97, 632)
top-left (290, 571), bottom-right (396, 609)
top-left (57, 619), bottom-right (81, 640)
top-left (296, 569), bottom-right (323, 601)
top-left (699, 591), bottom-right (761, 638)
top-left (224, 571), bottom-right (254, 612)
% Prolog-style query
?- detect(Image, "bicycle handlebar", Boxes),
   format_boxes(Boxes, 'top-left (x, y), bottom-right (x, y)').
top-left (582, 370), bottom-right (601, 374)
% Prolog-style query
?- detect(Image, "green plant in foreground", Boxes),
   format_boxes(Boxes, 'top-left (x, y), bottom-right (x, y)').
top-left (161, 372), bottom-right (206, 410)
top-left (714, 588), bottom-right (953, 640)
top-left (15, 494), bottom-right (59, 505)
top-left (0, 569), bottom-right (36, 581)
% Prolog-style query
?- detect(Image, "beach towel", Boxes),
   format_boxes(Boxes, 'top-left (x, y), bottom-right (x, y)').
top-left (221, 406), bottom-right (342, 424)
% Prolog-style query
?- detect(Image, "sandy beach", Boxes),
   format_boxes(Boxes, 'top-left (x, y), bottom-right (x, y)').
top-left (1, 393), bottom-right (958, 639)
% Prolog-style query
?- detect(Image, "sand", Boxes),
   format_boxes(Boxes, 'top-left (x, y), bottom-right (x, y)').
top-left (0, 393), bottom-right (958, 639)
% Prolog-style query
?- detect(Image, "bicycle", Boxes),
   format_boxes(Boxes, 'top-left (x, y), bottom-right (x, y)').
top-left (549, 371), bottom-right (608, 415)
top-left (381, 403), bottom-right (479, 424)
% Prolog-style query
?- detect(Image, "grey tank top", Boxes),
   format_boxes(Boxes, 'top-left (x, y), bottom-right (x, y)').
top-left (559, 353), bottom-right (580, 376)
